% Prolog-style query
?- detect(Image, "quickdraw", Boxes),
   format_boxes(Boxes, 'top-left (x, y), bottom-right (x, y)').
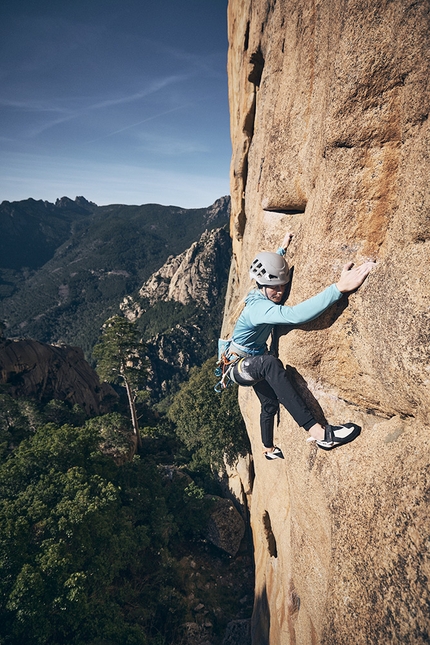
top-left (214, 351), bottom-right (240, 393)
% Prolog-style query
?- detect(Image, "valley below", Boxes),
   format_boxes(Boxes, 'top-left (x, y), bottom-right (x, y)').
top-left (0, 194), bottom-right (256, 645)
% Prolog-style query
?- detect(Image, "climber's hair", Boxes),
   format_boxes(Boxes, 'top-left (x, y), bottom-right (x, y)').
top-left (228, 280), bottom-right (255, 325)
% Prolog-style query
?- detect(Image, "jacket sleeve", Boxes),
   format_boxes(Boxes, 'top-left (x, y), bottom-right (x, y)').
top-left (248, 284), bottom-right (343, 326)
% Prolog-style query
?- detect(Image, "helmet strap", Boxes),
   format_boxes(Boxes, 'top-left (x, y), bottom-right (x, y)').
top-left (256, 283), bottom-right (268, 297)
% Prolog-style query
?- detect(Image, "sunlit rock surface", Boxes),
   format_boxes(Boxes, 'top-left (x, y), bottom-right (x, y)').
top-left (223, 1), bottom-right (430, 643)
top-left (120, 227), bottom-right (232, 400)
top-left (139, 227), bottom-right (231, 308)
top-left (120, 227), bottom-right (231, 315)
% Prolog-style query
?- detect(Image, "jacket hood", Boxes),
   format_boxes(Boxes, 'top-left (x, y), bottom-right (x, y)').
top-left (245, 288), bottom-right (267, 305)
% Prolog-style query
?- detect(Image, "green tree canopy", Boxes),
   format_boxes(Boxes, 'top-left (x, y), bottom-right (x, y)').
top-left (0, 421), bottom-right (190, 645)
top-left (168, 357), bottom-right (249, 470)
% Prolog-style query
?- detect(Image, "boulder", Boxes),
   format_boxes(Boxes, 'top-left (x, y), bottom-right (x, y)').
top-left (204, 496), bottom-right (246, 556)
top-left (0, 338), bottom-right (116, 415)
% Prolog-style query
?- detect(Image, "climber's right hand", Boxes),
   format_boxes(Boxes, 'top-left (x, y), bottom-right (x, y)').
top-left (336, 261), bottom-right (376, 294)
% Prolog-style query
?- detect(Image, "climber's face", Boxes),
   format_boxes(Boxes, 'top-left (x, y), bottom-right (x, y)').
top-left (264, 284), bottom-right (286, 303)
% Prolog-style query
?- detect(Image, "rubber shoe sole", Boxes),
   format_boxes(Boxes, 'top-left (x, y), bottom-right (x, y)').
top-left (311, 423), bottom-right (361, 451)
top-left (264, 446), bottom-right (284, 460)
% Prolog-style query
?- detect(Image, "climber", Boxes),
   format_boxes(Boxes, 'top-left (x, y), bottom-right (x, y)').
top-left (227, 232), bottom-right (376, 459)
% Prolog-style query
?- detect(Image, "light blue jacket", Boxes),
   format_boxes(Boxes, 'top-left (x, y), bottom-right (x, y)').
top-left (231, 249), bottom-right (342, 355)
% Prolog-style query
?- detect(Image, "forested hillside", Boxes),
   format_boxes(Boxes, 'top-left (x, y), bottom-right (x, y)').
top-left (0, 373), bottom-right (252, 645)
top-left (0, 193), bottom-right (254, 645)
top-left (0, 196), bottom-right (230, 355)
top-left (0, 196), bottom-right (96, 279)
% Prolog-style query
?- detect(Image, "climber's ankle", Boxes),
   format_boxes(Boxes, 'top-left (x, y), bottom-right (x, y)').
top-left (308, 423), bottom-right (325, 441)
top-left (262, 445), bottom-right (275, 453)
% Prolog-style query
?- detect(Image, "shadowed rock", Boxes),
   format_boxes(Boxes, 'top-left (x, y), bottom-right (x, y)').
top-left (204, 496), bottom-right (245, 557)
top-left (0, 338), bottom-right (117, 415)
top-left (222, 618), bottom-right (251, 645)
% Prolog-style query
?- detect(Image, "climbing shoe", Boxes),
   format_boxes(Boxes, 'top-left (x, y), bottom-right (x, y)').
top-left (307, 423), bottom-right (361, 450)
top-left (264, 446), bottom-right (284, 460)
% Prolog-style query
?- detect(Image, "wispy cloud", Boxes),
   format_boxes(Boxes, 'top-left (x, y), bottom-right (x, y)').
top-left (8, 74), bottom-right (189, 138)
top-left (135, 130), bottom-right (209, 156)
top-left (84, 103), bottom-right (193, 144)
top-left (0, 98), bottom-right (68, 114)
top-left (140, 36), bottom-right (227, 80)
top-left (85, 75), bottom-right (188, 111)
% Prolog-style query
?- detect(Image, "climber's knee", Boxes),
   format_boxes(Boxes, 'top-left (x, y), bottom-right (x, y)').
top-left (261, 399), bottom-right (279, 419)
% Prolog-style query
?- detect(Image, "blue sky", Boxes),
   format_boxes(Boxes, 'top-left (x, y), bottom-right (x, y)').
top-left (0, 0), bottom-right (231, 207)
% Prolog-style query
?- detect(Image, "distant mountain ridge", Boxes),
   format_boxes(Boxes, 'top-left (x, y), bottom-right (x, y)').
top-left (0, 196), bottom-right (96, 275)
top-left (0, 195), bottom-right (230, 356)
top-left (0, 224), bottom-right (231, 409)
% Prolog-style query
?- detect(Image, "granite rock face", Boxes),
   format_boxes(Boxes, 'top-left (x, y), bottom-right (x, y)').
top-left (121, 227), bottom-right (231, 316)
top-left (224, 1), bottom-right (430, 643)
top-left (204, 496), bottom-right (246, 557)
top-left (140, 227), bottom-right (231, 308)
top-left (0, 338), bottom-right (116, 415)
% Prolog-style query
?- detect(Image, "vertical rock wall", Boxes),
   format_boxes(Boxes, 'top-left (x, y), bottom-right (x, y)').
top-left (223, 1), bottom-right (430, 643)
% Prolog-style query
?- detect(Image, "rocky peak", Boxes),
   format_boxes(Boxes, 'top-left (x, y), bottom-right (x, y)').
top-left (74, 196), bottom-right (97, 209)
top-left (204, 195), bottom-right (231, 226)
top-left (119, 226), bottom-right (232, 401)
top-left (55, 196), bottom-right (96, 213)
top-left (121, 227), bottom-right (231, 319)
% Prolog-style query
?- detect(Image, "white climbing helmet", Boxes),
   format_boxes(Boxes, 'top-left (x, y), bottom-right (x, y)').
top-left (249, 251), bottom-right (290, 286)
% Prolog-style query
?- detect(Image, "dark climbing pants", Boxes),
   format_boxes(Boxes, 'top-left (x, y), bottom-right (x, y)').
top-left (232, 354), bottom-right (316, 448)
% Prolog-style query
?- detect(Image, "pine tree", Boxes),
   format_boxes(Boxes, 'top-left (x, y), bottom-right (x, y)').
top-left (93, 316), bottom-right (148, 450)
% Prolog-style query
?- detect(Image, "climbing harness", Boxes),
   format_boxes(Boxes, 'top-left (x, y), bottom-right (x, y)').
top-left (214, 339), bottom-right (263, 392)
top-left (214, 338), bottom-right (241, 393)
top-left (214, 338), bottom-right (262, 394)
top-left (214, 339), bottom-right (238, 392)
